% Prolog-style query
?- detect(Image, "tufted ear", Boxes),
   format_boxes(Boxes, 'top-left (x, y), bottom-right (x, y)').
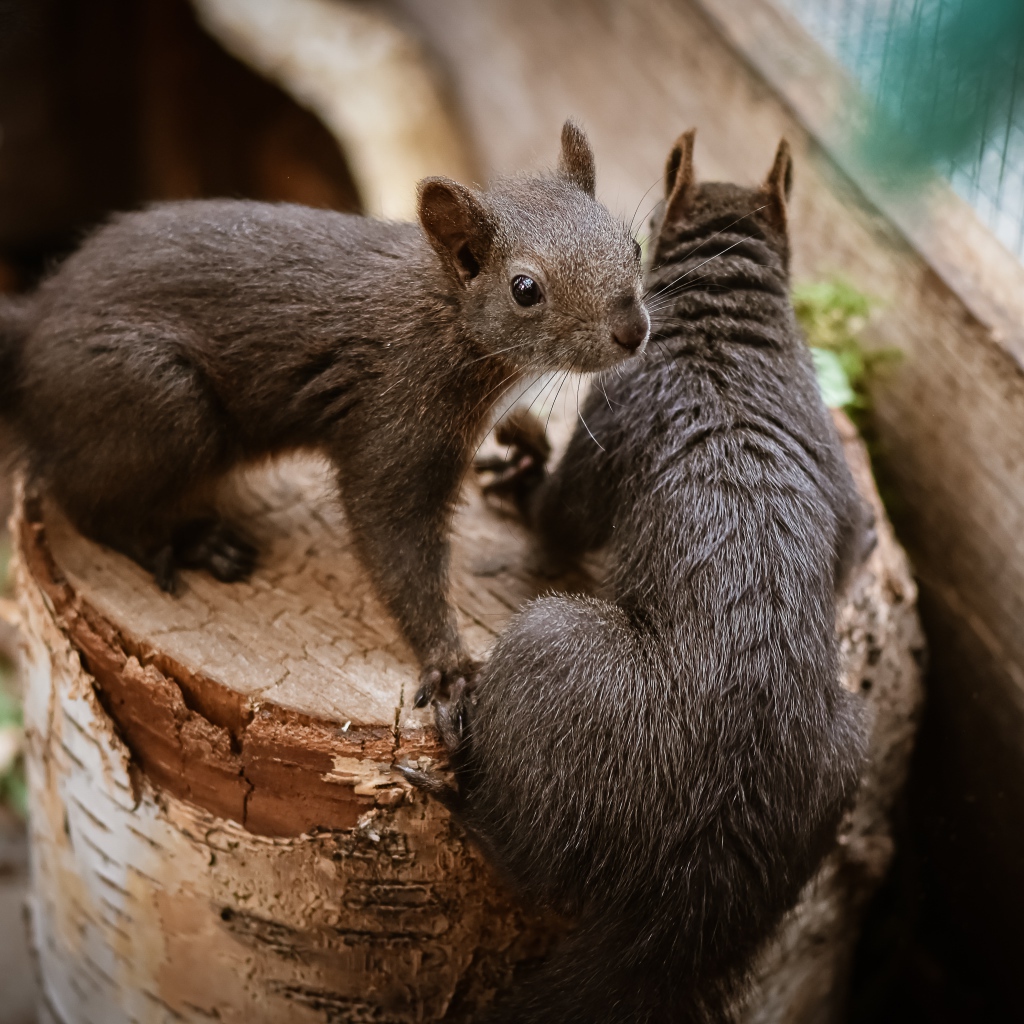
top-left (663, 128), bottom-right (697, 226)
top-left (418, 177), bottom-right (494, 286)
top-left (558, 119), bottom-right (596, 197)
top-left (760, 138), bottom-right (794, 233)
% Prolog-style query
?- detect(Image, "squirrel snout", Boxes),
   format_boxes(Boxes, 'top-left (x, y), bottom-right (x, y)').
top-left (612, 306), bottom-right (650, 354)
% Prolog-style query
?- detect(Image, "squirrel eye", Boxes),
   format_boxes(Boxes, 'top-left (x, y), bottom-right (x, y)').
top-left (633, 239), bottom-right (643, 263)
top-left (511, 274), bottom-right (544, 307)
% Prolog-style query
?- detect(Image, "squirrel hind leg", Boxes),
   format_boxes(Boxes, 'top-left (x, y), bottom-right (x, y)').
top-left (70, 498), bottom-right (258, 594)
top-left (150, 544), bottom-right (180, 594)
top-left (493, 407), bottom-right (552, 461)
top-left (393, 763), bottom-right (462, 814)
top-left (172, 516), bottom-right (259, 583)
top-left (477, 408), bottom-right (552, 521)
top-left (433, 678), bottom-right (472, 752)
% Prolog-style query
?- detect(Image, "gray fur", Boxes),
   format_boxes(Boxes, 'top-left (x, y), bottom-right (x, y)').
top-left (434, 135), bottom-right (870, 1022)
top-left (0, 122), bottom-right (648, 695)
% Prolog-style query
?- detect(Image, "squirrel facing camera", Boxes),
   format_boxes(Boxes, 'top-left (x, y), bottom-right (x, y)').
top-left (423, 131), bottom-right (870, 1023)
top-left (0, 120), bottom-right (646, 705)
top-left (418, 120), bottom-right (650, 375)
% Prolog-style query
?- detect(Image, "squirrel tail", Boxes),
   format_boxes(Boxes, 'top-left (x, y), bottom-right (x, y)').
top-left (478, 920), bottom-right (730, 1024)
top-left (451, 589), bottom-right (861, 1023)
top-left (0, 294), bottom-right (29, 416)
top-left (453, 594), bottom-right (747, 1024)
top-left (0, 294), bottom-right (31, 467)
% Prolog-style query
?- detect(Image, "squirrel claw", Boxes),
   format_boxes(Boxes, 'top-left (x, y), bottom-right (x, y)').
top-left (415, 659), bottom-right (478, 708)
top-left (394, 762), bottom-right (460, 812)
top-left (475, 453), bottom-right (517, 473)
top-left (476, 410), bottom-right (551, 514)
top-left (479, 455), bottom-right (537, 496)
top-left (414, 668), bottom-right (442, 708)
top-left (175, 518), bottom-right (258, 583)
top-left (152, 546), bottom-right (180, 595)
top-left (434, 677), bottom-right (469, 752)
top-left (415, 663), bottom-right (476, 751)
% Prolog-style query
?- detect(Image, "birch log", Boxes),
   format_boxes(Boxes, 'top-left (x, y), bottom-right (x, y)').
top-left (13, 409), bottom-right (922, 1024)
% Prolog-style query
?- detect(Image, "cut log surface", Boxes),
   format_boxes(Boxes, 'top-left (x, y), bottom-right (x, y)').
top-left (13, 407), bottom-right (923, 1024)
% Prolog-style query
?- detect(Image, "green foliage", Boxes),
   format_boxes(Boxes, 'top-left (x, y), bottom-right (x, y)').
top-left (794, 277), bottom-right (897, 419)
top-left (0, 534), bottom-right (25, 820)
top-left (810, 348), bottom-right (856, 410)
top-left (0, 682), bottom-right (25, 820)
top-left (795, 278), bottom-right (904, 518)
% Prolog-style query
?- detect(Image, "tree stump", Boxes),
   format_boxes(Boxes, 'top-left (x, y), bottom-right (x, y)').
top-left (11, 409), bottom-right (922, 1024)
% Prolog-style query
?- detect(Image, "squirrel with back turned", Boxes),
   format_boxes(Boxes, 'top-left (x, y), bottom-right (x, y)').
top-left (408, 132), bottom-right (873, 1022)
top-left (0, 121), bottom-right (649, 701)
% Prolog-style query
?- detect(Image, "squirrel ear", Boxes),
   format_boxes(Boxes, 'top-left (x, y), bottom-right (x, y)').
top-left (663, 128), bottom-right (697, 226)
top-left (418, 177), bottom-right (494, 286)
top-left (558, 120), bottom-right (596, 197)
top-left (760, 138), bottom-right (793, 233)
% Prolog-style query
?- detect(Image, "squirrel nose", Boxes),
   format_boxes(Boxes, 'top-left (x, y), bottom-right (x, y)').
top-left (612, 306), bottom-right (650, 353)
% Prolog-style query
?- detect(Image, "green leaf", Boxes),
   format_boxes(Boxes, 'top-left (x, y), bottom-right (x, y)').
top-left (1, 761), bottom-right (27, 820)
top-left (811, 347), bottom-right (857, 409)
top-left (0, 683), bottom-right (20, 728)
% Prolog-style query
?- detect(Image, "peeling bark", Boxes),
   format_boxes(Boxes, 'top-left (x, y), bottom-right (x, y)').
top-left (15, 411), bottom-right (922, 1023)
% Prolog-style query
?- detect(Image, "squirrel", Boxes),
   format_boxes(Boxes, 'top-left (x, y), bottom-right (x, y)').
top-left (405, 132), bottom-right (872, 1022)
top-left (0, 121), bottom-right (650, 702)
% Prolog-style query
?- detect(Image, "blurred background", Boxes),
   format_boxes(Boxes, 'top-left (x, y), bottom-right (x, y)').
top-left (2, 1), bottom-right (1023, 1021)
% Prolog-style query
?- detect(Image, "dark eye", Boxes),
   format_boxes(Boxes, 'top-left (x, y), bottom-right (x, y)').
top-left (510, 275), bottom-right (544, 307)
top-left (633, 239), bottom-right (643, 263)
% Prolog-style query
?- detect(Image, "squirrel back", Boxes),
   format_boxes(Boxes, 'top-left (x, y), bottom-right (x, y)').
top-left (427, 134), bottom-right (871, 1022)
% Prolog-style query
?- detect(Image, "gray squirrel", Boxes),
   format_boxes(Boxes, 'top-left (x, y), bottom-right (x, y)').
top-left (407, 132), bottom-right (872, 1022)
top-left (0, 121), bottom-right (649, 701)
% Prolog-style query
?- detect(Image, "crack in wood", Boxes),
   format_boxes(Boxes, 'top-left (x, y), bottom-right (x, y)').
top-left (18, 502), bottom-right (441, 837)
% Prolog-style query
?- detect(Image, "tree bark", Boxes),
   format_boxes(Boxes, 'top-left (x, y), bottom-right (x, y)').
top-left (12, 411), bottom-right (922, 1023)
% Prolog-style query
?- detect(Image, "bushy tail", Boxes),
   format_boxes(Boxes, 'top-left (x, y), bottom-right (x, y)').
top-left (0, 294), bottom-right (30, 416)
top-left (479, 919), bottom-right (732, 1024)
top-left (451, 592), bottom-right (862, 1024)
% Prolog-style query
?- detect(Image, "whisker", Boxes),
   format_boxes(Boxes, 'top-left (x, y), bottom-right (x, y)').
top-left (658, 264), bottom-right (767, 306)
top-left (527, 370), bottom-right (568, 432)
top-left (470, 343), bottom-right (591, 424)
top-left (649, 207), bottom-right (767, 274)
top-left (646, 260), bottom-right (771, 317)
top-left (464, 341), bottom-right (535, 366)
top-left (468, 367), bottom-right (545, 466)
top-left (655, 341), bottom-right (674, 365)
top-left (544, 368), bottom-right (574, 437)
top-left (646, 233), bottom-right (758, 300)
top-left (575, 376), bottom-right (605, 451)
top-left (629, 175), bottom-right (664, 235)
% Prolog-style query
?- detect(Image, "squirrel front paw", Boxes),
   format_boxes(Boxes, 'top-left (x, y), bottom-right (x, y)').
top-left (414, 662), bottom-right (477, 753)
top-left (413, 658), bottom-right (480, 709)
top-left (433, 678), bottom-right (471, 752)
top-left (475, 408), bottom-right (552, 514)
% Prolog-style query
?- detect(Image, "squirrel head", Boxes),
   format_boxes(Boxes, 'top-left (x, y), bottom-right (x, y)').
top-left (650, 129), bottom-right (794, 271)
top-left (417, 120), bottom-right (649, 373)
